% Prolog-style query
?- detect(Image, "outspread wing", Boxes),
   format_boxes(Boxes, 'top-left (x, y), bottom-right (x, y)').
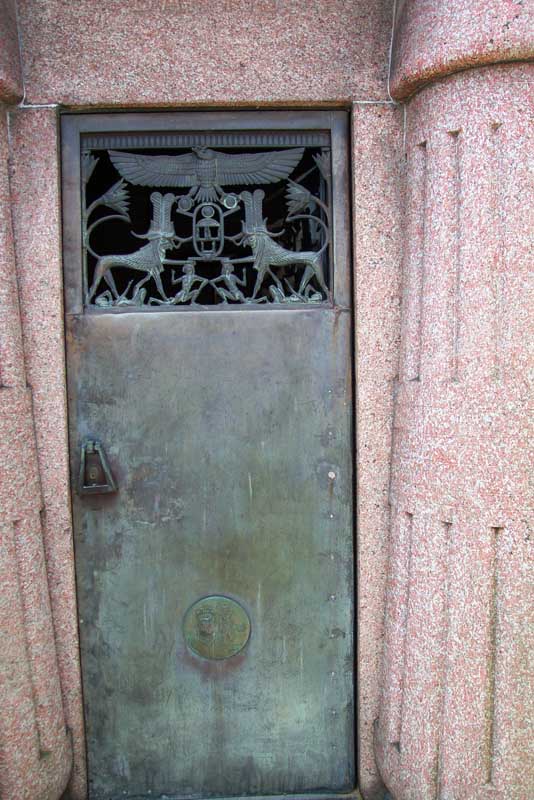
top-left (215, 147), bottom-right (304, 186)
top-left (109, 150), bottom-right (198, 187)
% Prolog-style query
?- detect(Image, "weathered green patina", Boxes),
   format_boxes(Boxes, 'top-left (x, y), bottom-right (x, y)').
top-left (62, 111), bottom-right (353, 800)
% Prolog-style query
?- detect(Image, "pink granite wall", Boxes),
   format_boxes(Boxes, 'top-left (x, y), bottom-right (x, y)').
top-left (16, 0), bottom-right (393, 106)
top-left (8, 106), bottom-right (87, 799)
top-left (0, 0), bottom-right (22, 102)
top-left (6, 106), bottom-right (402, 800)
top-left (0, 107), bottom-right (72, 798)
top-left (1, 2), bottom-right (532, 800)
top-left (2, 2), bottom-right (402, 799)
top-left (354, 104), bottom-right (404, 799)
top-left (375, 63), bottom-right (534, 800)
top-left (390, 0), bottom-right (534, 99)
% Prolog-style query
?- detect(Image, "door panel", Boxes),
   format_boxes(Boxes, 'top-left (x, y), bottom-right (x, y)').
top-left (62, 111), bottom-right (354, 800)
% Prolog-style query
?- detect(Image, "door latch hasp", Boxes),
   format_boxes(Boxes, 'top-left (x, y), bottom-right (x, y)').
top-left (78, 440), bottom-right (117, 495)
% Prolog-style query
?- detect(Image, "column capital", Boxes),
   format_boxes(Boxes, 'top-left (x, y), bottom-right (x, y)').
top-left (391, 0), bottom-right (534, 100)
top-left (0, 0), bottom-right (23, 104)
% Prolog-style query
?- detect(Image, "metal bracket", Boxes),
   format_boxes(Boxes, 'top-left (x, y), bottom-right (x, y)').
top-left (78, 440), bottom-right (118, 495)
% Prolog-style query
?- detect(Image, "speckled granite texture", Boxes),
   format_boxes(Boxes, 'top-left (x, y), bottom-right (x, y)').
top-left (0, 0), bottom-right (22, 102)
top-left (8, 107), bottom-right (86, 800)
top-left (376, 63), bottom-right (534, 800)
top-left (2, 101), bottom-right (404, 800)
top-left (0, 1), bottom-right (533, 799)
top-left (6, 2), bottom-right (401, 798)
top-left (16, 0), bottom-right (393, 106)
top-left (353, 104), bottom-right (404, 800)
top-left (0, 110), bottom-right (72, 800)
top-left (391, 0), bottom-right (534, 99)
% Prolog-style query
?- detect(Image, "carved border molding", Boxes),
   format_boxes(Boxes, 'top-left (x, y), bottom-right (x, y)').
top-left (83, 132), bottom-right (330, 150)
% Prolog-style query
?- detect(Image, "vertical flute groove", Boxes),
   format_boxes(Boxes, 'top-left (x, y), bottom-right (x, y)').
top-left (450, 130), bottom-right (462, 382)
top-left (400, 139), bottom-right (428, 382)
top-left (12, 519), bottom-right (42, 754)
top-left (436, 521), bottom-right (453, 798)
top-left (397, 511), bottom-right (414, 748)
top-left (414, 142), bottom-right (428, 381)
top-left (491, 122), bottom-right (504, 382)
top-left (484, 526), bottom-right (501, 786)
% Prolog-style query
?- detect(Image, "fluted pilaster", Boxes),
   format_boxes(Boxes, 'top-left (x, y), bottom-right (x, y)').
top-left (0, 106), bottom-right (73, 799)
top-left (376, 64), bottom-right (533, 800)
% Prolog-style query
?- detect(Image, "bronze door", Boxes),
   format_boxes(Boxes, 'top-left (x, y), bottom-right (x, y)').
top-left (62, 111), bottom-right (354, 800)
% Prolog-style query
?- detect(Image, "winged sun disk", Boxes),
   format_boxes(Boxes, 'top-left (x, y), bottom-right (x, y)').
top-left (108, 147), bottom-right (305, 188)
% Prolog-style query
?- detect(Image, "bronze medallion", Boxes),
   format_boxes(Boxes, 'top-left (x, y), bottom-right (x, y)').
top-left (183, 596), bottom-right (251, 661)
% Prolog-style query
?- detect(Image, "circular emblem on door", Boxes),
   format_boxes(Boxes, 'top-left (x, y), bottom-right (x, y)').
top-left (183, 596), bottom-right (251, 661)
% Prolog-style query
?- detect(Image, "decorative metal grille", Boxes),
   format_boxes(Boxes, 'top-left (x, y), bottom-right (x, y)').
top-left (82, 134), bottom-right (332, 308)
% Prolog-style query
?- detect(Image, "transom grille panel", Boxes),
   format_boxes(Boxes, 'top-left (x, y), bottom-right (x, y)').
top-left (82, 133), bottom-right (332, 309)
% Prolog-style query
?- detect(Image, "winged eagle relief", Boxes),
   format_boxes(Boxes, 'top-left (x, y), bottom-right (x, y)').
top-left (82, 144), bottom-right (331, 307)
